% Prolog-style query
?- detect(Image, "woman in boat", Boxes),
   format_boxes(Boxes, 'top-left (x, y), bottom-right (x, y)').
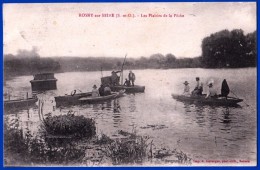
top-left (183, 81), bottom-right (190, 96)
top-left (220, 79), bottom-right (230, 98)
top-left (92, 85), bottom-right (100, 97)
top-left (205, 83), bottom-right (217, 98)
top-left (192, 77), bottom-right (203, 96)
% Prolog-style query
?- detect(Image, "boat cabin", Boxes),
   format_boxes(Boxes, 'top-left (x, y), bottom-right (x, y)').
top-left (101, 76), bottom-right (113, 85)
top-left (30, 73), bottom-right (58, 91)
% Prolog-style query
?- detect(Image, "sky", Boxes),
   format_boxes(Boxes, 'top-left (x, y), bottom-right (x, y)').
top-left (3, 2), bottom-right (256, 58)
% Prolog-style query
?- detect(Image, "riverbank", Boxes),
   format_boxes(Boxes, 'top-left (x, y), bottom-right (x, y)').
top-left (4, 122), bottom-right (191, 166)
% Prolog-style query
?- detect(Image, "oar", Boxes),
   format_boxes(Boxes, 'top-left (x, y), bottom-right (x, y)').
top-left (230, 90), bottom-right (249, 106)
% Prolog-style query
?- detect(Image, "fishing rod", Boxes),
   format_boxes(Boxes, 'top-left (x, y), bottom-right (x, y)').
top-left (120, 54), bottom-right (127, 85)
top-left (230, 90), bottom-right (249, 107)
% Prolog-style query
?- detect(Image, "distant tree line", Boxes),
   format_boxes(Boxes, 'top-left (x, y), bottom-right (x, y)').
top-left (201, 29), bottom-right (256, 68)
top-left (4, 29), bottom-right (256, 78)
top-left (4, 47), bottom-right (61, 79)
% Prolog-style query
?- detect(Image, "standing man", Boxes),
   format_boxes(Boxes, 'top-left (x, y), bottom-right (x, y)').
top-left (128, 70), bottom-right (136, 86)
top-left (111, 71), bottom-right (121, 86)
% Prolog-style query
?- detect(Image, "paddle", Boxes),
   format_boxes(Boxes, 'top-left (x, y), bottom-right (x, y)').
top-left (230, 90), bottom-right (249, 107)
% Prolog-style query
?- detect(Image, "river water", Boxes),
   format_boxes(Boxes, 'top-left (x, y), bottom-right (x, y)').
top-left (4, 68), bottom-right (257, 166)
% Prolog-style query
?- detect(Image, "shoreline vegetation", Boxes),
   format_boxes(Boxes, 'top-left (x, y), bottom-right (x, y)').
top-left (4, 29), bottom-right (256, 79)
top-left (4, 109), bottom-right (192, 166)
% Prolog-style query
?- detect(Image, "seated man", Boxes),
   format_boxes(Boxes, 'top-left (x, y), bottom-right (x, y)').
top-left (183, 81), bottom-right (190, 96)
top-left (104, 85), bottom-right (112, 96)
top-left (192, 77), bottom-right (203, 96)
top-left (98, 84), bottom-right (105, 96)
top-left (92, 85), bottom-right (100, 97)
top-left (124, 78), bottom-right (131, 86)
top-left (206, 83), bottom-right (217, 98)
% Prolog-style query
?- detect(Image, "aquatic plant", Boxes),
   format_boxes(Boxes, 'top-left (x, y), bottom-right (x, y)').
top-left (42, 113), bottom-right (96, 138)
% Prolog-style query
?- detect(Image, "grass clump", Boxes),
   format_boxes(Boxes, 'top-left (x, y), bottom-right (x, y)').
top-left (103, 130), bottom-right (150, 165)
top-left (42, 113), bottom-right (96, 138)
top-left (4, 122), bottom-right (86, 166)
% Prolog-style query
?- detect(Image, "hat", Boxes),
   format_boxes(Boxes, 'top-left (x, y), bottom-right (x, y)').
top-left (183, 81), bottom-right (189, 85)
top-left (196, 77), bottom-right (200, 80)
top-left (208, 83), bottom-right (213, 87)
top-left (93, 85), bottom-right (97, 88)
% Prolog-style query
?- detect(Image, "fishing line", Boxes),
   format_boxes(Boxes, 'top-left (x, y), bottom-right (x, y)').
top-left (230, 90), bottom-right (249, 107)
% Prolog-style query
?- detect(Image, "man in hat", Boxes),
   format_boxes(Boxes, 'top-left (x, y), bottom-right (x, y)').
top-left (92, 84), bottom-right (100, 97)
top-left (192, 77), bottom-right (203, 96)
top-left (111, 70), bottom-right (121, 86)
top-left (206, 82), bottom-right (217, 98)
top-left (124, 78), bottom-right (131, 86)
top-left (183, 81), bottom-right (190, 96)
top-left (128, 70), bottom-right (136, 86)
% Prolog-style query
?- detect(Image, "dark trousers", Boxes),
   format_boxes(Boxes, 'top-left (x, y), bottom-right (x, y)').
top-left (130, 80), bottom-right (134, 86)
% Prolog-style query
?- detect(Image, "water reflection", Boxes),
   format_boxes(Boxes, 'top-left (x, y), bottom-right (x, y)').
top-left (129, 94), bottom-right (136, 113)
top-left (112, 99), bottom-right (122, 128)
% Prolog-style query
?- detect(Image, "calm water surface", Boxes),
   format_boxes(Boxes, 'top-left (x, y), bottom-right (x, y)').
top-left (4, 68), bottom-right (257, 165)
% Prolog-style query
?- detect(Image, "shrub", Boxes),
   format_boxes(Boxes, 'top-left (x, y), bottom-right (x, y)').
top-left (42, 113), bottom-right (96, 138)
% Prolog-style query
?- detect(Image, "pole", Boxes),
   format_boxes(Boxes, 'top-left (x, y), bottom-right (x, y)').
top-left (120, 54), bottom-right (127, 85)
top-left (101, 67), bottom-right (103, 78)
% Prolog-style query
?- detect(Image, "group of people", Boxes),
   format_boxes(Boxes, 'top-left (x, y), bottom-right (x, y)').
top-left (92, 70), bottom-right (136, 97)
top-left (183, 77), bottom-right (217, 98)
top-left (111, 70), bottom-right (136, 86)
top-left (91, 84), bottom-right (112, 97)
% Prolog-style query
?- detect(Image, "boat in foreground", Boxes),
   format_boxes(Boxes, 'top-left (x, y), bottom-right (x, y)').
top-left (55, 90), bottom-right (125, 106)
top-left (171, 94), bottom-right (243, 106)
top-left (79, 90), bottom-right (125, 103)
top-left (4, 97), bottom-right (38, 109)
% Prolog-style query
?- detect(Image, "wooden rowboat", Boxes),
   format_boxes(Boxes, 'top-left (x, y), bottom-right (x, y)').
top-left (79, 90), bottom-right (125, 103)
top-left (171, 94), bottom-right (243, 106)
top-left (4, 97), bottom-right (38, 109)
top-left (55, 90), bottom-right (125, 106)
top-left (55, 92), bottom-right (92, 106)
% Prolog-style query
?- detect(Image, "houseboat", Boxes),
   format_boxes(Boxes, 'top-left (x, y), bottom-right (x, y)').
top-left (30, 73), bottom-right (57, 91)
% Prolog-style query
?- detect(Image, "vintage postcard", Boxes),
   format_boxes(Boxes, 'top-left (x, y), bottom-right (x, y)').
top-left (3, 2), bottom-right (257, 167)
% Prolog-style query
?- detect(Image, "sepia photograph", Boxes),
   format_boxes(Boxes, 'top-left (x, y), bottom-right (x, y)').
top-left (3, 2), bottom-right (257, 167)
